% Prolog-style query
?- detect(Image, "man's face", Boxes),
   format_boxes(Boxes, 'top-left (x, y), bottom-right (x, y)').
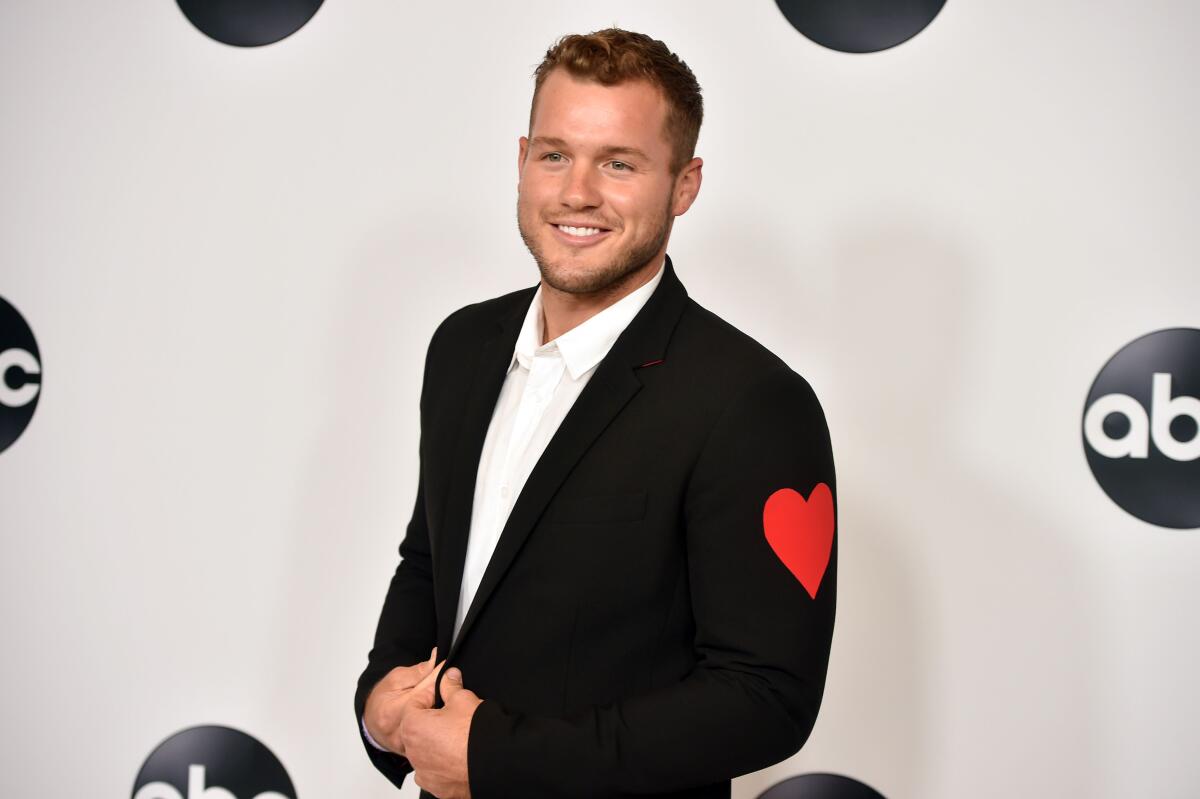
top-left (517, 68), bottom-right (701, 296)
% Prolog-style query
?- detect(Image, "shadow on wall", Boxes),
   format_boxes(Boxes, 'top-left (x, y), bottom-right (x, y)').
top-left (733, 212), bottom-right (932, 799)
top-left (823, 219), bottom-right (1099, 798)
top-left (260, 211), bottom-right (466, 797)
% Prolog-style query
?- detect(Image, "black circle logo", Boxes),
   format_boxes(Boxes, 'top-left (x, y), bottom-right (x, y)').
top-left (757, 773), bottom-right (887, 799)
top-left (132, 725), bottom-right (296, 799)
top-left (1083, 328), bottom-right (1200, 529)
top-left (775, 0), bottom-right (947, 53)
top-left (0, 296), bottom-right (42, 455)
top-left (176, 0), bottom-right (325, 47)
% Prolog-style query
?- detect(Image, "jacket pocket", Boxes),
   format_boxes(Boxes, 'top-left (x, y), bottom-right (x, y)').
top-left (550, 491), bottom-right (647, 524)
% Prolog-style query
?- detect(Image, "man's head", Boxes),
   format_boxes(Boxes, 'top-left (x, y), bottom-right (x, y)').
top-left (530, 29), bottom-right (703, 176)
top-left (517, 29), bottom-right (704, 297)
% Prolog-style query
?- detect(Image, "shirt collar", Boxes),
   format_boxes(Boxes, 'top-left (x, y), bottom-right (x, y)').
top-left (511, 258), bottom-right (666, 381)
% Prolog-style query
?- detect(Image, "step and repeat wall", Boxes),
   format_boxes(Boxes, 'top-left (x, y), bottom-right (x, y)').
top-left (2, 1), bottom-right (1197, 797)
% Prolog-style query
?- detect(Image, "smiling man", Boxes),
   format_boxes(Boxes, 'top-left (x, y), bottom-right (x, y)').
top-left (356, 29), bottom-right (838, 799)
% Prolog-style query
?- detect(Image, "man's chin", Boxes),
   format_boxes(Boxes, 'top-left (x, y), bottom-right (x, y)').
top-left (539, 261), bottom-right (631, 296)
top-left (524, 226), bottom-right (665, 296)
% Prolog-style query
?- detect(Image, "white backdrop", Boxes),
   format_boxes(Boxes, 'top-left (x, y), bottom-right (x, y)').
top-left (2, 1), bottom-right (1198, 797)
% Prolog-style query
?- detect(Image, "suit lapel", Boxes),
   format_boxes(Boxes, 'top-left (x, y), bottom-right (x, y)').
top-left (449, 256), bottom-right (690, 656)
top-left (432, 293), bottom-right (529, 657)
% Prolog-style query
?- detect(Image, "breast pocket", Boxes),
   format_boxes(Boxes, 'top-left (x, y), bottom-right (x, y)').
top-left (549, 491), bottom-right (647, 524)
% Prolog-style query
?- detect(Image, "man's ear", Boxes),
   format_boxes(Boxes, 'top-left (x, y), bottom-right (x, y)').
top-left (672, 156), bottom-right (703, 217)
top-left (518, 136), bottom-right (530, 179)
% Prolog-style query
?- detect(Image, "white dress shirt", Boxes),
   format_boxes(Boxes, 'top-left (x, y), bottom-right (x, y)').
top-left (454, 260), bottom-right (664, 640)
top-left (363, 259), bottom-right (664, 752)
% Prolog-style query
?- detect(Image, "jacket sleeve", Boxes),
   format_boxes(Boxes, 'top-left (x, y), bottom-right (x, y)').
top-left (467, 366), bottom-right (838, 798)
top-left (353, 321), bottom-right (449, 788)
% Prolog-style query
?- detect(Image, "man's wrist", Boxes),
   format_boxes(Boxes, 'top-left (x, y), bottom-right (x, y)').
top-left (361, 714), bottom-right (390, 752)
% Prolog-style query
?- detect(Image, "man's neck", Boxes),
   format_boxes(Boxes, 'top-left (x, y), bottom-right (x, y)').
top-left (539, 256), bottom-right (664, 345)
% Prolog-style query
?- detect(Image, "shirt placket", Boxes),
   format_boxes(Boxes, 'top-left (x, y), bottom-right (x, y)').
top-left (496, 346), bottom-right (562, 509)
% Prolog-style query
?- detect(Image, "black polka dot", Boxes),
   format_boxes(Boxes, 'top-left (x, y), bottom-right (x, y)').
top-left (177, 0), bottom-right (325, 47)
top-left (775, 0), bottom-right (947, 54)
top-left (757, 773), bottom-right (887, 799)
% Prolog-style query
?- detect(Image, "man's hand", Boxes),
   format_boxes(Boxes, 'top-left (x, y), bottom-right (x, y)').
top-left (401, 667), bottom-right (483, 799)
top-left (363, 647), bottom-right (442, 756)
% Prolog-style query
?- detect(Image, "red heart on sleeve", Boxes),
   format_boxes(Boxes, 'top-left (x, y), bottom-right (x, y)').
top-left (763, 484), bottom-right (834, 599)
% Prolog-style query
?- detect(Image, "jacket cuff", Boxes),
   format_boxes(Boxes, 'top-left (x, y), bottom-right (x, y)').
top-left (466, 700), bottom-right (513, 798)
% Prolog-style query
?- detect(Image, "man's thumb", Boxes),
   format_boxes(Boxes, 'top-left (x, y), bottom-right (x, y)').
top-left (441, 667), bottom-right (463, 694)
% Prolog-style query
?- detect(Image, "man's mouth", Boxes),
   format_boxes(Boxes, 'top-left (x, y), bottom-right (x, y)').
top-left (549, 222), bottom-right (612, 245)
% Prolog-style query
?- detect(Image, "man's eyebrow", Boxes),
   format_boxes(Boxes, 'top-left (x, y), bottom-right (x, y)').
top-left (598, 145), bottom-right (651, 162)
top-left (529, 136), bottom-right (652, 162)
top-left (529, 136), bottom-right (570, 149)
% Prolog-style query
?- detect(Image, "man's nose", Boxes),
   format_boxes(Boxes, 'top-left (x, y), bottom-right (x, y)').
top-left (559, 162), bottom-right (601, 209)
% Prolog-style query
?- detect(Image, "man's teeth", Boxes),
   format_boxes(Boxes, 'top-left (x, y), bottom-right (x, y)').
top-left (557, 224), bottom-right (602, 237)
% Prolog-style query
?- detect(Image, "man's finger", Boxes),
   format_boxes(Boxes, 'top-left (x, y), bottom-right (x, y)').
top-left (408, 660), bottom-right (444, 709)
top-left (418, 647), bottom-right (439, 677)
top-left (419, 660), bottom-right (446, 688)
top-left (440, 666), bottom-right (464, 699)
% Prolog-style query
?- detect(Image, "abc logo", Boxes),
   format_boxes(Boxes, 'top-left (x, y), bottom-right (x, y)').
top-left (1082, 328), bottom-right (1200, 529)
top-left (0, 296), bottom-right (41, 455)
top-left (756, 773), bottom-right (886, 799)
top-left (132, 726), bottom-right (295, 799)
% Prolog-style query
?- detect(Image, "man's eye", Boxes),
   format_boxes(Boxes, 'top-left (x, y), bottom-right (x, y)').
top-left (544, 152), bottom-right (564, 162)
top-left (610, 161), bottom-right (631, 171)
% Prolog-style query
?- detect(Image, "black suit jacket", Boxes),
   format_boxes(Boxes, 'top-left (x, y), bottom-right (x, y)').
top-left (355, 256), bottom-right (837, 798)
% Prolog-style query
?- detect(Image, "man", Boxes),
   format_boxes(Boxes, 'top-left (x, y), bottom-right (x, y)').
top-left (356, 28), bottom-right (837, 799)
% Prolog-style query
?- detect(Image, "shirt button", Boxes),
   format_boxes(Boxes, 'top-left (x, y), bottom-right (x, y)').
top-left (500, 485), bottom-right (510, 499)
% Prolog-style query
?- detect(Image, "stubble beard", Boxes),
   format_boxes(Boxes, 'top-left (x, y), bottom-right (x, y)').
top-left (517, 195), bottom-right (673, 296)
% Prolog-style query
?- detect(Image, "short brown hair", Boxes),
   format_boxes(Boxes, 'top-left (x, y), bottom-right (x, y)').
top-left (531, 28), bottom-right (703, 175)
